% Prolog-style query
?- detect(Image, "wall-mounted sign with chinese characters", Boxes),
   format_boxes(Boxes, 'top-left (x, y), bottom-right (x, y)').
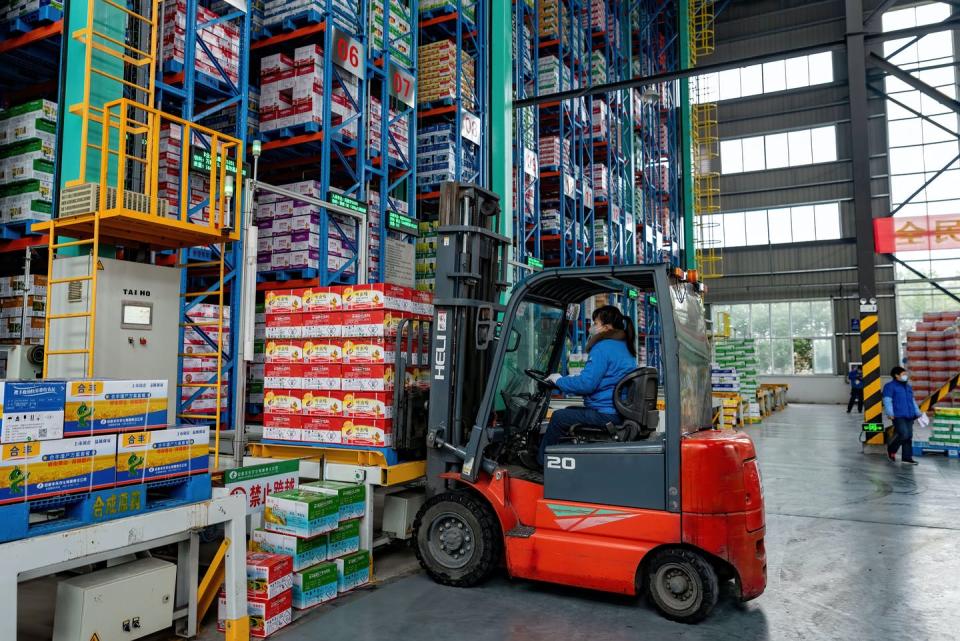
top-left (225, 460), bottom-right (299, 514)
top-left (875, 214), bottom-right (960, 253)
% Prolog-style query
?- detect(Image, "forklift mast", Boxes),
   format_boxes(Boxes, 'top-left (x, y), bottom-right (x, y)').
top-left (425, 183), bottom-right (510, 491)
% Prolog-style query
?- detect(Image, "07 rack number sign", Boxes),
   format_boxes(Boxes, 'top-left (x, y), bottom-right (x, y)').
top-left (389, 63), bottom-right (416, 108)
top-left (333, 27), bottom-right (364, 78)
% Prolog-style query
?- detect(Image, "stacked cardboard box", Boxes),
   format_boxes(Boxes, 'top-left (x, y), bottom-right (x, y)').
top-left (259, 46), bottom-right (359, 137)
top-left (416, 220), bottom-right (438, 292)
top-left (1, 0), bottom-right (62, 22)
top-left (251, 479), bottom-right (369, 611)
top-left (219, 552), bottom-right (293, 638)
top-left (260, 0), bottom-right (357, 37)
top-left (417, 123), bottom-right (480, 190)
top-left (930, 406), bottom-right (960, 445)
top-left (905, 312), bottom-right (960, 407)
top-left (254, 180), bottom-right (359, 278)
top-left (539, 136), bottom-right (573, 170)
top-left (260, 284), bottom-right (432, 447)
top-left (418, 40), bottom-right (476, 108)
top-left (713, 339), bottom-right (761, 423)
top-left (538, 55), bottom-right (574, 94)
top-left (182, 303), bottom-right (231, 417)
top-left (0, 100), bottom-right (56, 225)
top-left (0, 380), bottom-right (210, 507)
top-left (371, 0), bottom-right (414, 67)
top-left (248, 301), bottom-right (267, 414)
top-left (419, 0), bottom-right (475, 22)
top-left (161, 0), bottom-right (240, 85)
top-left (538, 0), bottom-right (571, 39)
top-left (0, 274), bottom-right (46, 343)
top-left (367, 95), bottom-right (410, 165)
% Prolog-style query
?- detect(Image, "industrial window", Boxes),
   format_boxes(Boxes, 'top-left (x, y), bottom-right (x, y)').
top-left (721, 126), bottom-right (838, 174)
top-left (713, 202), bottom-right (842, 247)
top-left (712, 301), bottom-right (835, 375)
top-left (882, 2), bottom-right (960, 351)
top-left (693, 52), bottom-right (834, 104)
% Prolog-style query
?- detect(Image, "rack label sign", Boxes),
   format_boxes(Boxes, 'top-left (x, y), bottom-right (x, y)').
top-left (523, 152), bottom-right (538, 178)
top-left (387, 211), bottom-right (419, 236)
top-left (389, 63), bottom-right (416, 108)
top-left (328, 192), bottom-right (367, 216)
top-left (461, 112), bottom-right (481, 146)
top-left (332, 27), bottom-right (364, 79)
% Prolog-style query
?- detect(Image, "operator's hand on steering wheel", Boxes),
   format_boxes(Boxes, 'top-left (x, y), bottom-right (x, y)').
top-left (547, 373), bottom-right (562, 385)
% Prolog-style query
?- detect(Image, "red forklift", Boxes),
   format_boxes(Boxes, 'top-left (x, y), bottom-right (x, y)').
top-left (409, 183), bottom-right (766, 623)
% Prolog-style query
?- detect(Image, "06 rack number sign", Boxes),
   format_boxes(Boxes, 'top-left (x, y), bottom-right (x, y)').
top-left (333, 27), bottom-right (364, 78)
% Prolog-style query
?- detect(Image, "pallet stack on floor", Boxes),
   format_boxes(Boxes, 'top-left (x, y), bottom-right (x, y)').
top-left (223, 480), bottom-right (371, 637)
top-left (712, 339), bottom-right (762, 426)
top-left (0, 274), bottom-right (45, 344)
top-left (0, 379), bottom-right (211, 543)
top-left (906, 311), bottom-right (960, 457)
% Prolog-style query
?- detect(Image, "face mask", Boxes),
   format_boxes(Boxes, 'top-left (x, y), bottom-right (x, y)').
top-left (899, 375), bottom-right (909, 383)
top-left (589, 323), bottom-right (602, 336)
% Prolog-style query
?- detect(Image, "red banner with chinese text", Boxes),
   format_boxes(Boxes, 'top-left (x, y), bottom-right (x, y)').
top-left (874, 214), bottom-right (960, 253)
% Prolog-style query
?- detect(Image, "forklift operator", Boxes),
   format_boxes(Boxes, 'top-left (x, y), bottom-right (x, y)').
top-left (530, 305), bottom-right (638, 467)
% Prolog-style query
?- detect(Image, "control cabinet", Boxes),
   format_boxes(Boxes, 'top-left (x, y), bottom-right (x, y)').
top-left (52, 558), bottom-right (177, 641)
top-left (46, 257), bottom-right (181, 423)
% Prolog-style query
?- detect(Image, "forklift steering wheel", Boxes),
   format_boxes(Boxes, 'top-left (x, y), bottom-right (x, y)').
top-left (524, 369), bottom-right (557, 389)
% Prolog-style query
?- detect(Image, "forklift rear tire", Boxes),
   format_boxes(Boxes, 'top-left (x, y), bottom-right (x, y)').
top-left (645, 548), bottom-right (719, 624)
top-left (413, 491), bottom-right (502, 587)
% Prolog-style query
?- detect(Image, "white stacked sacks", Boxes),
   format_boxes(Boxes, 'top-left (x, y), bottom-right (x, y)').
top-left (0, 100), bottom-right (57, 225)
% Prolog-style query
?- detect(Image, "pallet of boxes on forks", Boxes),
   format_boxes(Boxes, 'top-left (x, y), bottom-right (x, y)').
top-left (260, 284), bottom-right (432, 450)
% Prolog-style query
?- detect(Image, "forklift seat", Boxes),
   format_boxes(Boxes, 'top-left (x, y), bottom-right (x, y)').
top-left (568, 367), bottom-right (660, 443)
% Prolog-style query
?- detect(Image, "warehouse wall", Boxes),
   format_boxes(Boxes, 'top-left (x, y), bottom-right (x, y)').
top-left (706, 0), bottom-right (903, 390)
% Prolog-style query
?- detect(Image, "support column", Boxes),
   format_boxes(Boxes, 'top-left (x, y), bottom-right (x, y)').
top-left (846, 0), bottom-right (884, 441)
top-left (490, 0), bottom-right (514, 266)
top-left (679, 0), bottom-right (696, 271)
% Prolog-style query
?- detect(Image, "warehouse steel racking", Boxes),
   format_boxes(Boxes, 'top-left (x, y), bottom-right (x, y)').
top-left (156, 0), bottom-right (253, 441)
top-left (512, 0), bottom-right (540, 279)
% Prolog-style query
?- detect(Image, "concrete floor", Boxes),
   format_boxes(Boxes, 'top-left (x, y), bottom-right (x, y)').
top-left (229, 405), bottom-right (960, 641)
top-left (19, 404), bottom-right (960, 640)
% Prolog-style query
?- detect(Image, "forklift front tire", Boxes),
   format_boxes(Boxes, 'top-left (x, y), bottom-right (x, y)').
top-left (645, 548), bottom-right (719, 624)
top-left (413, 491), bottom-right (502, 588)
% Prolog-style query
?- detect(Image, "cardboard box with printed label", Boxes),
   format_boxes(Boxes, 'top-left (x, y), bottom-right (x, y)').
top-left (0, 434), bottom-right (116, 504)
top-left (299, 480), bottom-right (366, 521)
top-left (0, 380), bottom-right (66, 443)
top-left (265, 489), bottom-right (339, 538)
top-left (301, 287), bottom-right (342, 312)
top-left (302, 339), bottom-right (342, 364)
top-left (263, 389), bottom-right (303, 415)
top-left (341, 392), bottom-right (393, 419)
top-left (218, 589), bottom-right (292, 638)
top-left (336, 550), bottom-right (370, 592)
top-left (264, 313), bottom-right (303, 339)
top-left (301, 390), bottom-right (344, 417)
top-left (302, 311), bottom-right (343, 338)
top-left (341, 418), bottom-right (393, 447)
top-left (292, 562), bottom-right (338, 609)
top-left (302, 363), bottom-right (342, 390)
top-left (342, 338), bottom-right (397, 364)
top-left (264, 289), bottom-right (304, 315)
top-left (341, 364), bottom-right (395, 392)
top-left (326, 518), bottom-right (361, 557)
top-left (252, 528), bottom-right (327, 571)
top-left (265, 340), bottom-right (304, 363)
top-left (63, 379), bottom-right (168, 435)
top-left (341, 310), bottom-right (407, 337)
top-left (115, 426), bottom-right (209, 485)
top-left (245, 551), bottom-right (294, 600)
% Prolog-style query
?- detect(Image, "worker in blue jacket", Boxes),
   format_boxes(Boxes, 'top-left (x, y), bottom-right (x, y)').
top-left (530, 305), bottom-right (638, 467)
top-left (883, 366), bottom-right (923, 465)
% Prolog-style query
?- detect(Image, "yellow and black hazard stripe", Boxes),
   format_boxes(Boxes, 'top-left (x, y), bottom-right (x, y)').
top-left (860, 313), bottom-right (884, 444)
top-left (920, 372), bottom-right (960, 413)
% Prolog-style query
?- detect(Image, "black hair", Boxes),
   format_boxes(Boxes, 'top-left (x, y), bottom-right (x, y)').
top-left (592, 305), bottom-right (637, 357)
top-left (890, 366), bottom-right (906, 378)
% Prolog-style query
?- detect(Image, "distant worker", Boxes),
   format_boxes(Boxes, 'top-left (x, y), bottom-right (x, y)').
top-left (527, 305), bottom-right (638, 468)
top-left (847, 365), bottom-right (864, 414)
top-left (882, 366), bottom-right (923, 465)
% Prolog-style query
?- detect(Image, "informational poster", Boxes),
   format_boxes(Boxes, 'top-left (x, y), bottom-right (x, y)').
top-left (385, 238), bottom-right (415, 288)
